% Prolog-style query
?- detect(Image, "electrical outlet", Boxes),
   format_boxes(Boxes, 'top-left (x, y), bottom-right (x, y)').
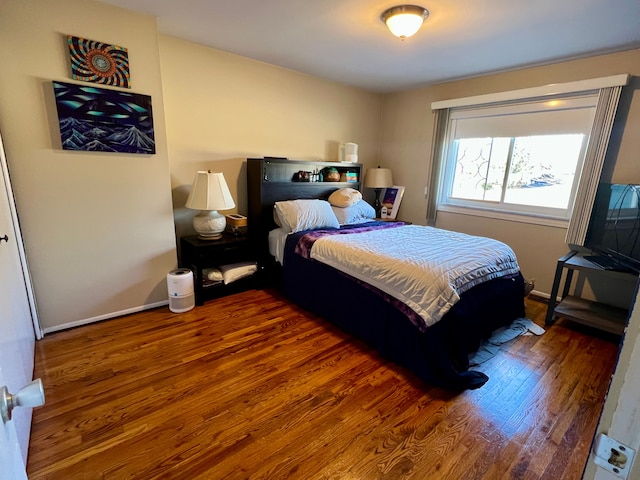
top-left (593, 433), bottom-right (636, 479)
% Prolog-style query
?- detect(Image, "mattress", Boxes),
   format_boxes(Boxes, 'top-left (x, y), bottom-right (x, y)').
top-left (281, 228), bottom-right (526, 390)
top-left (296, 224), bottom-right (521, 329)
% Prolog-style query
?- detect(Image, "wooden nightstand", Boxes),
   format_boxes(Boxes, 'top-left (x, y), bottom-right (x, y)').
top-left (179, 234), bottom-right (260, 306)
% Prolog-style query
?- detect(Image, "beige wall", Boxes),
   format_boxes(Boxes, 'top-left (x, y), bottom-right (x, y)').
top-left (1, 1), bottom-right (638, 476)
top-left (380, 49), bottom-right (640, 300)
top-left (0, 0), bottom-right (177, 330)
top-left (0, 0), bottom-right (635, 323)
top-left (158, 35), bottom-right (382, 239)
top-left (6, 0), bottom-right (633, 329)
top-left (0, 0), bottom-right (382, 330)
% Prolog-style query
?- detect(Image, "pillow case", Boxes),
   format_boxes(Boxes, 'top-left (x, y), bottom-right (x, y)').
top-left (328, 188), bottom-right (362, 208)
top-left (274, 199), bottom-right (340, 233)
top-left (331, 200), bottom-right (376, 225)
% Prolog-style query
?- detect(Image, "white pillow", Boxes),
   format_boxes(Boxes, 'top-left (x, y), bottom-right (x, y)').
top-left (331, 200), bottom-right (376, 225)
top-left (274, 199), bottom-right (340, 233)
top-left (328, 188), bottom-right (362, 207)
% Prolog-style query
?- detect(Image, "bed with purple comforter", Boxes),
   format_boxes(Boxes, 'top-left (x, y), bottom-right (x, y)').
top-left (281, 221), bottom-right (525, 390)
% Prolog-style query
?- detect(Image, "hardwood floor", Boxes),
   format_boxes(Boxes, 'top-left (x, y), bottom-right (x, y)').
top-left (27, 289), bottom-right (619, 479)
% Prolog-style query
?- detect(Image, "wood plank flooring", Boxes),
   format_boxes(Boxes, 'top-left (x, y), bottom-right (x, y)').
top-left (27, 289), bottom-right (619, 479)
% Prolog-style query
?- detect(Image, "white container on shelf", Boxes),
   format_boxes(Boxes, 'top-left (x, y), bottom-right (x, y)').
top-left (339, 142), bottom-right (358, 163)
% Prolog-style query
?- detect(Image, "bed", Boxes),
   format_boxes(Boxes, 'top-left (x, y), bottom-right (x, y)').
top-left (247, 161), bottom-right (525, 390)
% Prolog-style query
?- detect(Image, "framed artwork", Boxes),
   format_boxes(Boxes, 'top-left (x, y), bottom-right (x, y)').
top-left (380, 186), bottom-right (405, 220)
top-left (67, 35), bottom-right (131, 88)
top-left (52, 81), bottom-right (155, 154)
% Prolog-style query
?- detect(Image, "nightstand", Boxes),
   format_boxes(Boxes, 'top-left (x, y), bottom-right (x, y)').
top-left (179, 234), bottom-right (260, 306)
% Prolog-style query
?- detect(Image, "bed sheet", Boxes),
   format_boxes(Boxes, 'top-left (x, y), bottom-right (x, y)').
top-left (268, 227), bottom-right (289, 265)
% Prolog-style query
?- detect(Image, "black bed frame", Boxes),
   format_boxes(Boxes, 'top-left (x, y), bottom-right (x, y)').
top-left (246, 157), bottom-right (525, 390)
top-left (247, 157), bottom-right (364, 267)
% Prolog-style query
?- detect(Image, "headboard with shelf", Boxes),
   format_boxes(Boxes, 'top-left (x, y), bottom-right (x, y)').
top-left (246, 157), bottom-right (363, 265)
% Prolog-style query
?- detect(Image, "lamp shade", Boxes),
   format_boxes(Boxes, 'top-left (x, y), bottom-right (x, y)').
top-left (186, 171), bottom-right (236, 240)
top-left (186, 171), bottom-right (235, 211)
top-left (364, 167), bottom-right (393, 189)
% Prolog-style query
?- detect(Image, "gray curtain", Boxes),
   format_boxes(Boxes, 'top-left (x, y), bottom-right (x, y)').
top-left (425, 108), bottom-right (449, 226)
top-left (565, 86), bottom-right (623, 246)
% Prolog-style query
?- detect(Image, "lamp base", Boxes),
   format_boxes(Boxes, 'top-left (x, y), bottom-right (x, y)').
top-left (193, 210), bottom-right (226, 240)
top-left (373, 188), bottom-right (383, 218)
top-left (197, 232), bottom-right (223, 240)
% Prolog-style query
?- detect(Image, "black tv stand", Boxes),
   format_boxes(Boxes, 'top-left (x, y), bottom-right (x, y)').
top-left (583, 254), bottom-right (634, 273)
top-left (545, 250), bottom-right (637, 335)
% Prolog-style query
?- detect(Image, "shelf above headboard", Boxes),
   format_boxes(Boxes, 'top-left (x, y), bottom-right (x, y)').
top-left (246, 157), bottom-right (363, 261)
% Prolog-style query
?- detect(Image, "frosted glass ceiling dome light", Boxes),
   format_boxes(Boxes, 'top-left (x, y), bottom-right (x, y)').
top-left (381, 5), bottom-right (429, 40)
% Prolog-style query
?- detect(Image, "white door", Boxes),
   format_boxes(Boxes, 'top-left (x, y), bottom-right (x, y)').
top-left (0, 131), bottom-right (37, 478)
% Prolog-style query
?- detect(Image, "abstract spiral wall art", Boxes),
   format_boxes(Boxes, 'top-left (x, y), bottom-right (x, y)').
top-left (52, 81), bottom-right (155, 154)
top-left (67, 35), bottom-right (131, 88)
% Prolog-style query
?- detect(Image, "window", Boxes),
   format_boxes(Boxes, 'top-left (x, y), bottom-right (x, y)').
top-left (439, 94), bottom-right (598, 221)
top-left (428, 75), bottom-right (628, 241)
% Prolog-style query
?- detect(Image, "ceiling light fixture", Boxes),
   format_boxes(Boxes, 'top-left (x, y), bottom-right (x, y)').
top-left (381, 5), bottom-right (429, 40)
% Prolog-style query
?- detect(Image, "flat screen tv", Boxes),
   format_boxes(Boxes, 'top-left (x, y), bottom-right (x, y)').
top-left (584, 183), bottom-right (640, 274)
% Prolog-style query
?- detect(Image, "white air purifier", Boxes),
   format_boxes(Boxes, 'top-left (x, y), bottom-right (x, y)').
top-left (167, 268), bottom-right (195, 313)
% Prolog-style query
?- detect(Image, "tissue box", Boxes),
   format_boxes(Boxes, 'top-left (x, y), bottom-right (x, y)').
top-left (226, 214), bottom-right (247, 227)
top-left (225, 214), bottom-right (247, 236)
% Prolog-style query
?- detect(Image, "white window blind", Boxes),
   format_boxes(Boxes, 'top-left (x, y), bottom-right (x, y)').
top-left (450, 95), bottom-right (597, 139)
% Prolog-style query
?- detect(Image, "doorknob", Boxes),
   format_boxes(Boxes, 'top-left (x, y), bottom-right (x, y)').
top-left (0, 234), bottom-right (7, 243)
top-left (1, 379), bottom-right (45, 423)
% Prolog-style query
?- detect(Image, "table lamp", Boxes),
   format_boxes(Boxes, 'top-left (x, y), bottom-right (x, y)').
top-left (364, 167), bottom-right (393, 218)
top-left (186, 170), bottom-right (235, 240)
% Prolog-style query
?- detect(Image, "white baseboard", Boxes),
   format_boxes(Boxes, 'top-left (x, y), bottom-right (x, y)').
top-left (529, 289), bottom-right (549, 300)
top-left (42, 300), bottom-right (169, 335)
top-left (528, 290), bottom-right (563, 303)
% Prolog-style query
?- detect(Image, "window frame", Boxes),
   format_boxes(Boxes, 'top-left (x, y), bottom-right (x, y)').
top-left (439, 130), bottom-right (591, 223)
top-left (429, 75), bottom-right (629, 237)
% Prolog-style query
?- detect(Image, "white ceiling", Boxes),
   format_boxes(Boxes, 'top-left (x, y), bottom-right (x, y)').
top-left (98, 0), bottom-right (640, 93)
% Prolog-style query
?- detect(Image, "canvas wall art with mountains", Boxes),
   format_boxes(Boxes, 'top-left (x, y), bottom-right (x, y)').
top-left (52, 81), bottom-right (155, 154)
